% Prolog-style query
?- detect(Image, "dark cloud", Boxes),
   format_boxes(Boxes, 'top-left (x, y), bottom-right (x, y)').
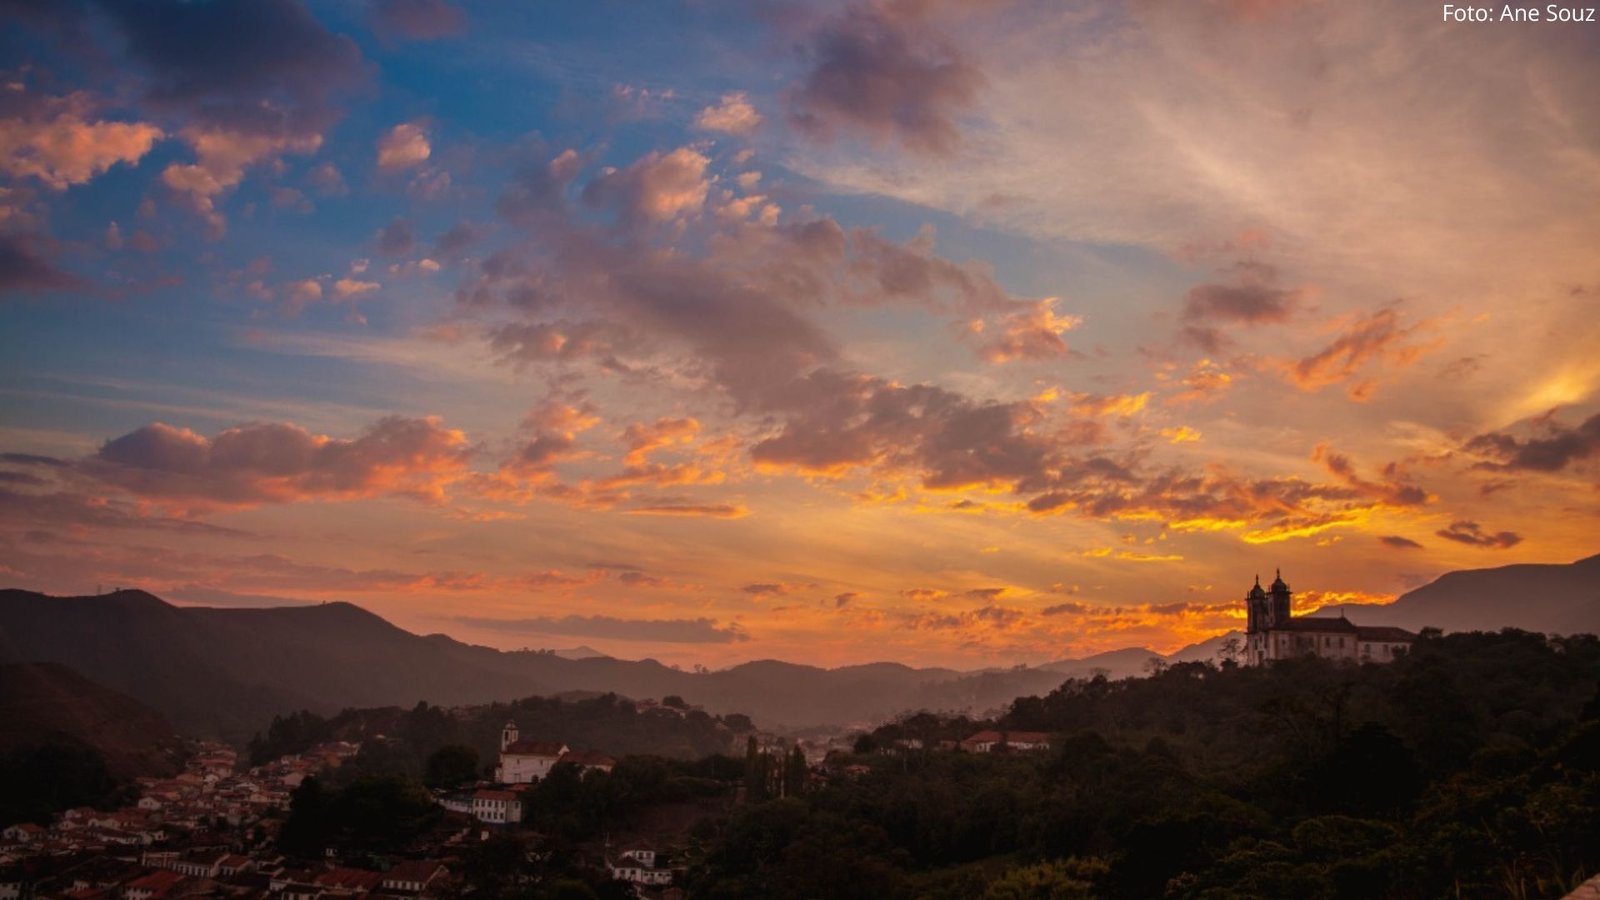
top-left (99, 0), bottom-right (364, 137)
top-left (433, 221), bottom-right (485, 260)
top-left (834, 591), bottom-right (859, 608)
top-left (497, 149), bottom-right (582, 225)
top-left (616, 570), bottom-right (670, 588)
top-left (0, 452), bottom-right (70, 468)
top-left (0, 233), bottom-right (84, 295)
top-left (1180, 262), bottom-right (1301, 351)
top-left (625, 503), bottom-right (747, 518)
top-left (0, 487), bottom-right (254, 536)
top-left (1465, 412), bottom-right (1600, 473)
top-left (1041, 602), bottom-right (1088, 616)
top-left (788, 4), bottom-right (983, 156)
top-left (750, 369), bottom-right (1055, 490)
top-left (1379, 535), bottom-right (1424, 550)
top-left (1312, 444), bottom-right (1429, 507)
top-left (376, 218), bottom-right (417, 257)
top-left (81, 416), bottom-right (474, 509)
top-left (370, 0), bottom-right (466, 40)
top-left (456, 614), bottom-right (747, 643)
top-left (1435, 520), bottom-right (1522, 549)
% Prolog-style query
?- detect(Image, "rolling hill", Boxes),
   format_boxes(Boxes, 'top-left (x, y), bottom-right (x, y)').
top-left (0, 661), bottom-right (184, 779)
top-left (3, 555), bottom-right (1591, 744)
top-left (0, 589), bottom-right (1062, 741)
top-left (1312, 553), bottom-right (1600, 635)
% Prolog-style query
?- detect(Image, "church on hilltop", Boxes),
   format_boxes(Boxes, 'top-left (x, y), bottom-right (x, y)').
top-left (494, 720), bottom-right (615, 784)
top-left (1244, 570), bottom-right (1416, 666)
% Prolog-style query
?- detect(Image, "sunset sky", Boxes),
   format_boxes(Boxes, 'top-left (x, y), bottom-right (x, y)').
top-left (2, 0), bottom-right (1597, 669)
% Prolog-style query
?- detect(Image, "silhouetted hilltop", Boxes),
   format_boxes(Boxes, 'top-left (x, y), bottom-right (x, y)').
top-left (1312, 553), bottom-right (1600, 634)
top-left (0, 588), bottom-right (1060, 741)
top-left (3, 555), bottom-right (1592, 744)
top-left (0, 661), bottom-right (183, 779)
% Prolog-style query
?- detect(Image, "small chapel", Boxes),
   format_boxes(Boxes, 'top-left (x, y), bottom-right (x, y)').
top-left (1243, 569), bottom-right (1416, 666)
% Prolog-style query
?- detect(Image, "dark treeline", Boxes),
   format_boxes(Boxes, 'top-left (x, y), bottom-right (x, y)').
top-left (0, 740), bottom-right (133, 826)
top-left (248, 692), bottom-right (745, 778)
top-left (688, 629), bottom-right (1600, 899)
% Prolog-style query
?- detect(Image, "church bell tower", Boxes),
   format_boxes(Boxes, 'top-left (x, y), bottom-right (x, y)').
top-left (501, 719), bottom-right (519, 752)
top-left (1268, 569), bottom-right (1292, 625)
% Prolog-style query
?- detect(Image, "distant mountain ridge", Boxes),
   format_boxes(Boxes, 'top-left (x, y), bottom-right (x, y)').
top-left (1312, 553), bottom-right (1600, 635)
top-left (0, 589), bottom-right (1063, 742)
top-left (2, 555), bottom-right (1591, 742)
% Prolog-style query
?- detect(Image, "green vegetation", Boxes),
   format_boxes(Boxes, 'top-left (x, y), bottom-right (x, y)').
top-left (247, 693), bottom-right (742, 781)
top-left (688, 630), bottom-right (1600, 899)
top-left (278, 775), bottom-right (441, 855)
top-left (0, 740), bottom-right (133, 826)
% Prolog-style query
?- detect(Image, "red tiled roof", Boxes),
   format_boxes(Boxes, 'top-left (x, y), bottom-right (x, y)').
top-left (962, 730), bottom-right (1051, 745)
top-left (1356, 626), bottom-right (1417, 643)
top-left (314, 867), bottom-right (385, 890)
top-left (559, 749), bottom-right (616, 767)
top-left (502, 740), bottom-right (566, 756)
top-left (473, 790), bottom-right (518, 802)
top-left (1269, 617), bottom-right (1360, 633)
top-left (125, 869), bottom-right (186, 894)
top-left (384, 860), bottom-right (444, 884)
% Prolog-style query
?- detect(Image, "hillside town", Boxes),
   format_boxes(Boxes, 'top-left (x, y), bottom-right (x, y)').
top-left (0, 688), bottom-right (1087, 900)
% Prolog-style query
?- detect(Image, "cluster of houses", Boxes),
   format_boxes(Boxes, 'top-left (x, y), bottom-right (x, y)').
top-left (0, 742), bottom-right (359, 864)
top-left (1, 845), bottom-right (451, 900)
top-left (0, 740), bottom-right (473, 900)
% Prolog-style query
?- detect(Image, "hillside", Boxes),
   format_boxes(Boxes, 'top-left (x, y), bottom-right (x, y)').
top-left (0, 661), bottom-right (184, 779)
top-left (1313, 553), bottom-right (1600, 634)
top-left (0, 589), bottom-right (1062, 741)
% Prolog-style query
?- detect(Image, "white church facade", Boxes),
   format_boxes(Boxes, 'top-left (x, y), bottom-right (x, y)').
top-left (1244, 570), bottom-right (1416, 666)
top-left (493, 721), bottom-right (567, 784)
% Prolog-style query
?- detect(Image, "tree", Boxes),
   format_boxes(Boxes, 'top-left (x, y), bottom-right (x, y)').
top-left (782, 746), bottom-right (808, 798)
top-left (983, 858), bottom-right (1106, 899)
top-left (425, 744), bottom-right (480, 789)
top-left (744, 736), bottom-right (769, 802)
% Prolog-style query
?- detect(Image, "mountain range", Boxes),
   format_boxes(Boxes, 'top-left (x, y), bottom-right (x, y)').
top-left (0, 588), bottom-right (1067, 741)
top-left (0, 553), bottom-right (1593, 743)
top-left (1311, 552), bottom-right (1600, 634)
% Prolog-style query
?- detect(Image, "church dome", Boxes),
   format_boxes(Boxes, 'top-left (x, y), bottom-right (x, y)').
top-left (1270, 568), bottom-right (1289, 591)
top-left (1247, 574), bottom-right (1266, 598)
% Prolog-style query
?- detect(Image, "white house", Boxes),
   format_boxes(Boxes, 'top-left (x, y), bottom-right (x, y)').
top-left (960, 731), bottom-right (1052, 753)
top-left (608, 848), bottom-right (673, 886)
top-left (493, 721), bottom-right (568, 784)
top-left (471, 789), bottom-right (522, 824)
top-left (382, 860), bottom-right (447, 894)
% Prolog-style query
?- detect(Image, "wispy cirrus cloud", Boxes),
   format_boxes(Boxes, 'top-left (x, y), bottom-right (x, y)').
top-left (456, 613), bottom-right (748, 643)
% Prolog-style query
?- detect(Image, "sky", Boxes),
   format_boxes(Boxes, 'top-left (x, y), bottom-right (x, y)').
top-left (1, 0), bottom-right (1597, 670)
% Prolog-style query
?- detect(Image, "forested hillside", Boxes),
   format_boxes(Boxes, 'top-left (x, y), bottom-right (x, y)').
top-left (689, 629), bottom-right (1600, 899)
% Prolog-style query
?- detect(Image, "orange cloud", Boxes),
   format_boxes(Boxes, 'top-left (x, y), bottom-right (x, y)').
top-left (376, 122), bottom-right (431, 172)
top-left (695, 92), bottom-right (763, 135)
top-left (1282, 308), bottom-right (1441, 395)
top-left (1161, 358), bottom-right (1234, 406)
top-left (968, 298), bottom-right (1080, 363)
top-left (81, 417), bottom-right (474, 512)
top-left (0, 100), bottom-right (164, 190)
